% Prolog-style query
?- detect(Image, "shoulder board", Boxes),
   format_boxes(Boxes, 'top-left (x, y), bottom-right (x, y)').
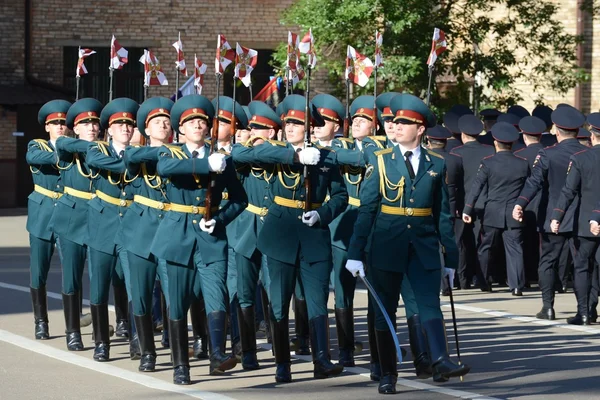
top-left (338, 137), bottom-right (354, 144)
top-left (243, 136), bottom-right (263, 147)
top-left (515, 155), bottom-right (527, 161)
top-left (482, 154), bottom-right (494, 160)
top-left (315, 144), bottom-right (334, 152)
top-left (95, 141), bottom-right (110, 155)
top-left (267, 139), bottom-right (287, 147)
top-left (427, 150), bottom-right (444, 159)
top-left (573, 149), bottom-right (588, 156)
top-left (374, 148), bottom-right (393, 156)
top-left (164, 144), bottom-right (188, 159)
top-left (218, 148), bottom-right (230, 155)
top-left (371, 135), bottom-right (387, 142)
top-left (32, 139), bottom-right (53, 152)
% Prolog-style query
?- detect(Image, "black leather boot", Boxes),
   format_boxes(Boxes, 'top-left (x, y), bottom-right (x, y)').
top-left (310, 315), bottom-right (344, 379)
top-left (134, 314), bottom-right (156, 372)
top-left (334, 308), bottom-right (356, 367)
top-left (169, 318), bottom-right (191, 385)
top-left (190, 299), bottom-right (208, 359)
top-left (62, 292), bottom-right (83, 351)
top-left (129, 306), bottom-right (141, 360)
top-left (238, 305), bottom-right (260, 370)
top-left (113, 284), bottom-right (129, 338)
top-left (271, 317), bottom-right (292, 383)
top-left (91, 304), bottom-right (110, 362)
top-left (407, 314), bottom-right (432, 379)
top-left (31, 286), bottom-right (49, 340)
top-left (79, 290), bottom-right (92, 328)
top-left (424, 319), bottom-right (470, 381)
top-left (367, 307), bottom-right (380, 381)
top-left (291, 297), bottom-right (310, 355)
top-left (375, 329), bottom-right (398, 394)
top-left (207, 311), bottom-right (238, 375)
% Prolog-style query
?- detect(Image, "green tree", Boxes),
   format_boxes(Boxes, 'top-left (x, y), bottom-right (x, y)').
top-left (273, 0), bottom-right (590, 111)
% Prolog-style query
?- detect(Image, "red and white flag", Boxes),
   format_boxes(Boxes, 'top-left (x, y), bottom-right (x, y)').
top-left (139, 50), bottom-right (168, 86)
top-left (299, 29), bottom-right (316, 69)
top-left (76, 47), bottom-right (96, 77)
top-left (426, 28), bottom-right (447, 67)
top-left (288, 64), bottom-right (305, 86)
top-left (345, 45), bottom-right (374, 87)
top-left (234, 43), bottom-right (258, 87)
top-left (194, 54), bottom-right (207, 94)
top-left (374, 31), bottom-right (383, 68)
top-left (215, 34), bottom-right (235, 74)
top-left (172, 32), bottom-right (187, 76)
top-left (287, 31), bottom-right (301, 72)
top-left (110, 35), bottom-right (128, 70)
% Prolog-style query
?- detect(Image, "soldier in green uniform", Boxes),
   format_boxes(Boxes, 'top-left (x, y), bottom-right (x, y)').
top-left (233, 94), bottom-right (347, 383)
top-left (26, 100), bottom-right (71, 340)
top-left (346, 93), bottom-right (470, 394)
top-left (85, 97), bottom-right (139, 362)
top-left (117, 96), bottom-right (174, 371)
top-left (51, 98), bottom-right (102, 351)
top-left (375, 92), bottom-right (398, 147)
top-left (230, 100), bottom-right (282, 370)
top-left (150, 94), bottom-right (247, 384)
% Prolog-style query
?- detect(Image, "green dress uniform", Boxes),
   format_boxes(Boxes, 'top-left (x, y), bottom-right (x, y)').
top-left (84, 98), bottom-right (139, 362)
top-left (117, 96), bottom-right (174, 372)
top-left (348, 94), bottom-right (470, 394)
top-left (230, 100), bottom-right (282, 370)
top-left (237, 94), bottom-right (348, 383)
top-left (150, 94), bottom-right (247, 384)
top-left (50, 98), bottom-right (102, 351)
top-left (26, 100), bottom-right (70, 341)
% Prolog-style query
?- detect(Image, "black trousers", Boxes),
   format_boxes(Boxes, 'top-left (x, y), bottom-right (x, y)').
top-left (538, 233), bottom-right (574, 310)
top-left (478, 226), bottom-right (525, 290)
top-left (522, 212), bottom-right (540, 283)
top-left (571, 237), bottom-right (600, 316)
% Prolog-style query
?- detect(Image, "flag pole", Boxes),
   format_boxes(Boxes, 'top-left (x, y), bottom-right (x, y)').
top-left (426, 65), bottom-right (434, 107)
top-left (75, 75), bottom-right (80, 101)
top-left (109, 67), bottom-right (114, 102)
top-left (303, 65), bottom-right (313, 213)
top-left (285, 66), bottom-right (290, 96)
top-left (372, 66), bottom-right (378, 135)
top-left (144, 84), bottom-right (148, 101)
top-left (175, 70), bottom-right (180, 102)
top-left (249, 82), bottom-right (253, 101)
top-left (232, 77), bottom-right (238, 145)
top-left (344, 79), bottom-right (350, 138)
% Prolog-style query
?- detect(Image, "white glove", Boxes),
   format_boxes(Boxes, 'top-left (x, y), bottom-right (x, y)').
top-left (208, 153), bottom-right (227, 172)
top-left (443, 267), bottom-right (455, 288)
top-left (302, 210), bottom-right (321, 226)
top-left (345, 259), bottom-right (365, 278)
top-left (199, 218), bottom-right (217, 234)
top-left (298, 147), bottom-right (320, 165)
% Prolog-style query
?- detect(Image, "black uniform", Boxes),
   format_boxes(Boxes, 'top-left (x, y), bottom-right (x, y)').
top-left (464, 152), bottom-right (529, 291)
top-left (445, 136), bottom-right (463, 152)
top-left (451, 141), bottom-right (495, 289)
top-left (551, 145), bottom-right (600, 318)
top-left (516, 138), bottom-right (587, 312)
top-left (430, 147), bottom-right (464, 219)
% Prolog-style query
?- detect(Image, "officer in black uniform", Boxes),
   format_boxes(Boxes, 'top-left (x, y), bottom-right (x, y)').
top-left (514, 116), bottom-right (546, 284)
top-left (450, 114), bottom-right (495, 290)
top-left (478, 108), bottom-right (501, 146)
top-left (463, 122), bottom-right (529, 295)
top-left (532, 105), bottom-right (558, 148)
top-left (549, 112), bottom-right (600, 325)
top-left (442, 111), bottom-right (464, 152)
top-left (577, 128), bottom-right (592, 147)
top-left (513, 105), bottom-right (587, 321)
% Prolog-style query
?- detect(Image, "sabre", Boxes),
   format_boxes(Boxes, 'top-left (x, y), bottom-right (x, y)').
top-left (359, 275), bottom-right (402, 363)
top-left (446, 275), bottom-right (464, 382)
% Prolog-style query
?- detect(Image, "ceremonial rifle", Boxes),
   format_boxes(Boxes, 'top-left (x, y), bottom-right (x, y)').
top-left (205, 74), bottom-right (221, 221)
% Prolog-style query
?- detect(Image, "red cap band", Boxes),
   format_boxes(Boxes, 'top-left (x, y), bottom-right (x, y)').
top-left (393, 109), bottom-right (425, 124)
top-left (353, 107), bottom-right (375, 121)
top-left (249, 115), bottom-right (280, 130)
top-left (45, 112), bottom-right (66, 124)
top-left (109, 112), bottom-right (135, 126)
top-left (145, 108), bottom-right (170, 126)
top-left (74, 111), bottom-right (99, 126)
top-left (180, 108), bottom-right (208, 124)
top-left (317, 107), bottom-right (340, 122)
top-left (381, 107), bottom-right (393, 117)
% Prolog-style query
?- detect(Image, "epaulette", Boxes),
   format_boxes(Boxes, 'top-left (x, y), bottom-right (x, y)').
top-left (338, 137), bottom-right (354, 144)
top-left (218, 148), bottom-right (231, 155)
top-left (482, 154), bottom-right (494, 160)
top-left (371, 135), bottom-right (387, 142)
top-left (164, 144), bottom-right (188, 160)
top-left (243, 136), bottom-right (263, 147)
top-left (374, 147), bottom-right (393, 156)
top-left (267, 139), bottom-right (287, 147)
top-left (573, 149), bottom-right (588, 156)
top-left (95, 141), bottom-right (110, 156)
top-left (427, 150), bottom-right (444, 159)
top-left (31, 139), bottom-right (53, 152)
top-left (315, 144), bottom-right (335, 153)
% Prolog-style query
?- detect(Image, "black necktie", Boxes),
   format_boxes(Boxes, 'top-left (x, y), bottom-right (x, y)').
top-left (192, 150), bottom-right (199, 158)
top-left (404, 151), bottom-right (415, 179)
top-left (119, 150), bottom-right (124, 159)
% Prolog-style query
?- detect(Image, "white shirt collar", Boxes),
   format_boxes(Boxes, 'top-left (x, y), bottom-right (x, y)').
top-left (292, 144), bottom-right (304, 152)
top-left (186, 143), bottom-right (206, 158)
top-left (398, 144), bottom-right (421, 158)
top-left (218, 142), bottom-right (232, 153)
top-left (355, 140), bottom-right (363, 151)
top-left (112, 142), bottom-right (126, 157)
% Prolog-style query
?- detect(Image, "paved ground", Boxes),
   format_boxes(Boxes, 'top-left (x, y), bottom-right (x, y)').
top-left (1, 214), bottom-right (600, 399)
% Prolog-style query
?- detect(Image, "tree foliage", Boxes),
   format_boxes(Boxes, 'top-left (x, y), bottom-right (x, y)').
top-left (272, 0), bottom-right (591, 111)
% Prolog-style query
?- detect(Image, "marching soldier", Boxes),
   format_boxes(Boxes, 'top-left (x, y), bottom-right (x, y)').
top-left (577, 128), bottom-right (592, 147)
top-left (450, 114), bottom-right (495, 291)
top-left (85, 97), bottom-right (139, 361)
top-left (463, 122), bottom-right (529, 296)
top-left (151, 94), bottom-right (246, 384)
top-left (514, 116), bottom-right (546, 285)
top-left (478, 108), bottom-right (501, 146)
top-left (549, 113), bottom-right (600, 325)
top-left (51, 98), bottom-right (102, 351)
top-left (230, 100), bottom-right (282, 370)
top-left (513, 105), bottom-right (587, 321)
top-left (375, 92), bottom-right (398, 146)
top-left (26, 99), bottom-right (71, 340)
top-left (234, 94), bottom-right (347, 383)
top-left (346, 93), bottom-right (469, 394)
top-left (118, 96), bottom-right (175, 371)
top-left (532, 105), bottom-right (558, 147)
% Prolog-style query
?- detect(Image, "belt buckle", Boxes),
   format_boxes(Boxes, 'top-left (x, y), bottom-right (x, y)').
top-left (191, 205), bottom-right (199, 214)
top-left (260, 208), bottom-right (268, 217)
top-left (296, 200), bottom-right (303, 208)
top-left (405, 207), bottom-right (414, 216)
top-left (53, 192), bottom-right (59, 199)
top-left (119, 199), bottom-right (127, 207)
top-left (158, 202), bottom-right (165, 210)
top-left (91, 193), bottom-right (97, 199)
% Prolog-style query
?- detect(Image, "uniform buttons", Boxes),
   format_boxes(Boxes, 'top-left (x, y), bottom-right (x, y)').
top-left (193, 219), bottom-right (197, 224)
top-left (56, 184), bottom-right (60, 188)
top-left (196, 197), bottom-right (200, 201)
top-left (412, 186), bottom-right (416, 191)
top-left (264, 196), bottom-right (268, 200)
top-left (54, 203), bottom-right (57, 207)
top-left (158, 215), bottom-right (163, 218)
top-left (300, 194), bottom-right (304, 198)
top-left (122, 192), bottom-right (126, 196)
top-left (407, 224), bottom-right (411, 229)
top-left (409, 198), bottom-right (415, 203)
top-left (297, 216), bottom-right (302, 220)
top-left (197, 185), bottom-right (202, 188)
top-left (119, 213), bottom-right (123, 217)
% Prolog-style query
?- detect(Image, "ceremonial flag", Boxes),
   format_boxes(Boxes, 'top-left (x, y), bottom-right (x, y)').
top-left (299, 29), bottom-right (316, 69)
top-left (139, 50), bottom-right (168, 86)
top-left (345, 45), bottom-right (374, 87)
top-left (234, 43), bottom-right (258, 87)
top-left (76, 47), bottom-right (96, 77)
top-left (194, 53), bottom-right (207, 94)
top-left (288, 65), bottom-right (305, 86)
top-left (426, 28), bottom-right (447, 67)
top-left (287, 31), bottom-right (301, 72)
top-left (172, 32), bottom-right (187, 76)
top-left (215, 34), bottom-right (235, 74)
top-left (110, 35), bottom-right (128, 70)
top-left (374, 31), bottom-right (383, 68)
top-left (253, 76), bottom-right (282, 108)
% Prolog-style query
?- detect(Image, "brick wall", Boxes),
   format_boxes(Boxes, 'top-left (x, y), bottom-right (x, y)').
top-left (0, 2), bottom-right (25, 85)
top-left (0, 107), bottom-right (17, 160)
